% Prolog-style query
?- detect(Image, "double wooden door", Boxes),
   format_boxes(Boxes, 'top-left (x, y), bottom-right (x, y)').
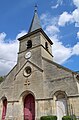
top-left (24, 94), bottom-right (35, 120)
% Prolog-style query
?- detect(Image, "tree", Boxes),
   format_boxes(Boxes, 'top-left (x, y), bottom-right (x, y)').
top-left (0, 76), bottom-right (4, 83)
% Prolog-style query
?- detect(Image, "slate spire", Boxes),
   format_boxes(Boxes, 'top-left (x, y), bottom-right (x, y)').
top-left (28, 5), bottom-right (41, 33)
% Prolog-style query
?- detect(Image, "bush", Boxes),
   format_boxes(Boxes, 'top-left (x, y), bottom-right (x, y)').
top-left (62, 115), bottom-right (76, 120)
top-left (62, 116), bottom-right (71, 120)
top-left (40, 115), bottom-right (57, 120)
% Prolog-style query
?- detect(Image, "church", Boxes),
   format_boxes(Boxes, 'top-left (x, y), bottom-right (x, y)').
top-left (0, 8), bottom-right (79, 120)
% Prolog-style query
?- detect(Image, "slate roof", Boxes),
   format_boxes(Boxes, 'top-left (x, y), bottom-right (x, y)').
top-left (28, 9), bottom-right (41, 33)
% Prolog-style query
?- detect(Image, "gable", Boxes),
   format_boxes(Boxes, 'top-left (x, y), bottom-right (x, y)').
top-left (15, 60), bottom-right (43, 79)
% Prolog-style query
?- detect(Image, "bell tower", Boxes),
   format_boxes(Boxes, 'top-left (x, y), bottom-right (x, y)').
top-left (18, 7), bottom-right (53, 68)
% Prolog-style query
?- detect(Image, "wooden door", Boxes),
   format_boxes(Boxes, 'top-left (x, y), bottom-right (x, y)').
top-left (2, 99), bottom-right (7, 120)
top-left (24, 94), bottom-right (35, 120)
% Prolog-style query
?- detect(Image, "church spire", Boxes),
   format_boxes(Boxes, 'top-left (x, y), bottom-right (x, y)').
top-left (28, 5), bottom-right (42, 33)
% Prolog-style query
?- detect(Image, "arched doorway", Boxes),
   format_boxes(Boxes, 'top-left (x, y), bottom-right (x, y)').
top-left (55, 91), bottom-right (67, 120)
top-left (24, 94), bottom-right (35, 120)
top-left (2, 98), bottom-right (7, 120)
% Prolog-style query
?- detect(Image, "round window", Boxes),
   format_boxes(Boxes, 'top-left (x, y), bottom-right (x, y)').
top-left (23, 66), bottom-right (32, 77)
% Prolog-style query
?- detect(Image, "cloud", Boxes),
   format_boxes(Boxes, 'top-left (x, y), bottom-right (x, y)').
top-left (72, 42), bottom-right (79, 55)
top-left (40, 13), bottom-right (59, 30)
top-left (58, 0), bottom-right (79, 27)
top-left (58, 12), bottom-right (73, 26)
top-left (41, 13), bottom-right (73, 64)
top-left (52, 4), bottom-right (59, 9)
top-left (49, 32), bottom-right (79, 64)
top-left (77, 31), bottom-right (79, 38)
top-left (0, 30), bottom-right (27, 76)
top-left (41, 12), bottom-right (79, 65)
top-left (73, 0), bottom-right (79, 8)
top-left (41, 1), bottom-right (79, 65)
top-left (51, 0), bottom-right (63, 9)
top-left (51, 36), bottom-right (72, 64)
top-left (57, 0), bottom-right (63, 5)
top-left (45, 25), bottom-right (59, 35)
top-left (72, 8), bottom-right (79, 27)
top-left (16, 30), bottom-right (27, 39)
top-left (0, 33), bottom-right (6, 42)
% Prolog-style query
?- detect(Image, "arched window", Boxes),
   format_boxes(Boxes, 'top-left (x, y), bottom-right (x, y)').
top-left (2, 98), bottom-right (7, 120)
top-left (27, 40), bottom-right (32, 49)
top-left (45, 42), bottom-right (48, 50)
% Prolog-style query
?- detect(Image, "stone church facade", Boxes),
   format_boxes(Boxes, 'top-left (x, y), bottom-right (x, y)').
top-left (0, 9), bottom-right (79, 120)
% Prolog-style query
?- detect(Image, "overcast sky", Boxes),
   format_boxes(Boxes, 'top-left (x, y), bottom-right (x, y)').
top-left (0, 0), bottom-right (79, 76)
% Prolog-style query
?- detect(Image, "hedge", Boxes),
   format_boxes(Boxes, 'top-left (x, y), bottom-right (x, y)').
top-left (40, 116), bottom-right (57, 120)
top-left (62, 115), bottom-right (76, 120)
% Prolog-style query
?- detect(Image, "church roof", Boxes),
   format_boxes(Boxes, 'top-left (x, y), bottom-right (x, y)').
top-left (28, 7), bottom-right (41, 33)
top-left (42, 57), bottom-right (77, 75)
